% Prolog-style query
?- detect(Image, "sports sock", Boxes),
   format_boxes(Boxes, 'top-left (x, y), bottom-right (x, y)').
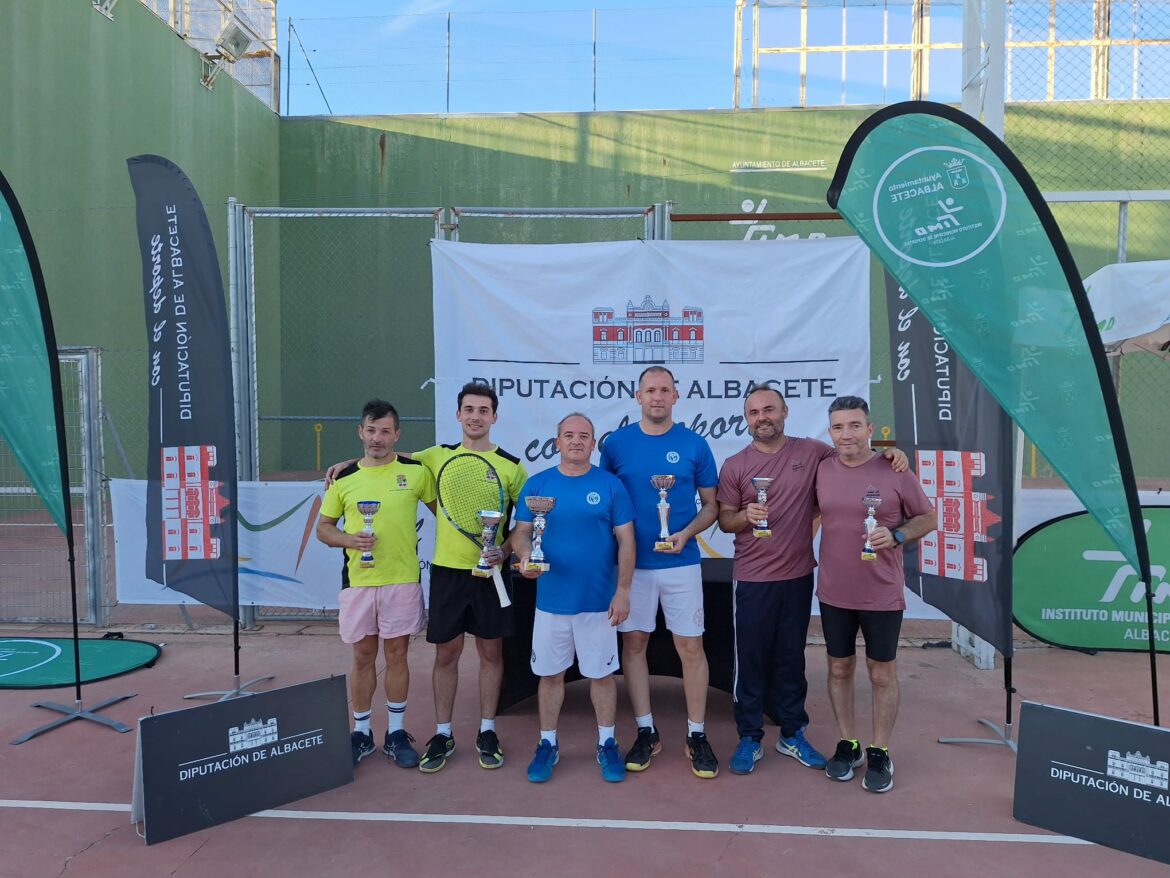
top-left (687, 719), bottom-right (705, 736)
top-left (540, 729), bottom-right (558, 746)
top-left (635, 713), bottom-right (654, 730)
top-left (480, 718), bottom-right (496, 733)
top-left (353, 710), bottom-right (372, 735)
top-left (437, 722), bottom-right (453, 737)
top-left (598, 725), bottom-right (616, 745)
top-left (387, 701), bottom-right (406, 733)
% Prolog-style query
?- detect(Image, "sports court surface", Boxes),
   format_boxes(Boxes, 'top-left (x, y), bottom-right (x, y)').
top-left (1, 620), bottom-right (1166, 877)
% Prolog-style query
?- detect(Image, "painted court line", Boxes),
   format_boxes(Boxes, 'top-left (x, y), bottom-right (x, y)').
top-left (0, 799), bottom-right (1089, 845)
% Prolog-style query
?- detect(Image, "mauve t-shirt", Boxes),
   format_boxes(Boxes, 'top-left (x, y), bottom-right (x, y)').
top-left (814, 453), bottom-right (934, 611)
top-left (717, 437), bottom-right (833, 582)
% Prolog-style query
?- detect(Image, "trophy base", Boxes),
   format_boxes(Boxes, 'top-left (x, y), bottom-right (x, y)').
top-left (654, 540), bottom-right (675, 552)
top-left (471, 566), bottom-right (493, 578)
top-left (861, 550), bottom-right (877, 562)
top-left (525, 561), bottom-right (550, 573)
top-left (359, 559), bottom-right (375, 569)
top-left (752, 528), bottom-right (772, 539)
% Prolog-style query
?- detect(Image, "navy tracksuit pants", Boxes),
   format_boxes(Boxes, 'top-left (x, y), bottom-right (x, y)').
top-left (732, 573), bottom-right (815, 741)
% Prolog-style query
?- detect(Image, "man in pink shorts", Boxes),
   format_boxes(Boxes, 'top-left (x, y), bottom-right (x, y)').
top-left (317, 399), bottom-right (436, 768)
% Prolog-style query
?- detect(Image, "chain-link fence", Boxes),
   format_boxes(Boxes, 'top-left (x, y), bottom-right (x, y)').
top-left (0, 350), bottom-right (104, 625)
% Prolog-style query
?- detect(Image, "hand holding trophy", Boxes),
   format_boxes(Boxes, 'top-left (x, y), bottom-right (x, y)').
top-left (861, 487), bottom-right (882, 561)
top-left (750, 477), bottom-right (773, 538)
top-left (524, 496), bottom-right (556, 573)
top-left (650, 474), bottom-right (676, 551)
top-left (355, 500), bottom-right (381, 568)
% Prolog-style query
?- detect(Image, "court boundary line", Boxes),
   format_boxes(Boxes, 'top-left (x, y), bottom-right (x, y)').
top-left (0, 798), bottom-right (1090, 845)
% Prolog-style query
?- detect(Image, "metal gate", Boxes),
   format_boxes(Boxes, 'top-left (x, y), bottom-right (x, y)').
top-left (0, 348), bottom-right (105, 624)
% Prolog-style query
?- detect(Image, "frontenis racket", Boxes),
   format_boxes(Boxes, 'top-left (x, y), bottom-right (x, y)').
top-left (436, 452), bottom-right (511, 608)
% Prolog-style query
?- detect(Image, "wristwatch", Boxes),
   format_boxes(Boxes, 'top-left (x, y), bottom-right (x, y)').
top-left (892, 528), bottom-right (907, 545)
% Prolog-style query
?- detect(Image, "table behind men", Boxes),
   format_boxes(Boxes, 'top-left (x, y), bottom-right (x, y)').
top-left (499, 558), bottom-right (736, 711)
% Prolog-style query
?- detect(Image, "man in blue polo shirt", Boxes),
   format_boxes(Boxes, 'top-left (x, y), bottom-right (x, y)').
top-left (599, 366), bottom-right (721, 778)
top-left (513, 413), bottom-right (635, 784)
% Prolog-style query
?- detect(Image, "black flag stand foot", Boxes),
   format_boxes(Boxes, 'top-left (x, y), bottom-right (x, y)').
top-left (183, 673), bottom-right (275, 703)
top-left (10, 694), bottom-right (137, 745)
top-left (938, 718), bottom-right (1017, 753)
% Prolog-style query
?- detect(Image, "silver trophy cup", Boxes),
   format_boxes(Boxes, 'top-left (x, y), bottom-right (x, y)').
top-left (861, 487), bottom-right (882, 561)
top-left (355, 500), bottom-right (381, 568)
top-left (750, 476), bottom-right (773, 539)
top-left (525, 496), bottom-right (556, 572)
top-left (472, 509), bottom-right (505, 578)
top-left (650, 474), bottom-right (676, 551)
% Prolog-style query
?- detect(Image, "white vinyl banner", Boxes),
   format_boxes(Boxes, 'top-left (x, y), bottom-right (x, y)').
top-left (110, 480), bottom-right (436, 608)
top-left (431, 237), bottom-right (872, 562)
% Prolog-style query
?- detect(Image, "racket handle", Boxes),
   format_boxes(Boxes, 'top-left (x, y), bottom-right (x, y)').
top-left (490, 566), bottom-right (511, 608)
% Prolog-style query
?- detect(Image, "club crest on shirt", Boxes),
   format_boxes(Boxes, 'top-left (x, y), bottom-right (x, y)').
top-left (586, 492), bottom-right (601, 505)
top-left (485, 469), bottom-right (498, 482)
top-left (397, 474), bottom-right (408, 488)
top-left (666, 451), bottom-right (680, 464)
top-left (792, 462), bottom-right (804, 471)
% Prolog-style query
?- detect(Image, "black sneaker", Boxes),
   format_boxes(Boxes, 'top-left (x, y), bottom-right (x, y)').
top-left (825, 738), bottom-right (864, 782)
top-left (624, 725), bottom-right (661, 772)
top-left (476, 729), bottom-right (504, 769)
top-left (686, 731), bottom-right (719, 779)
top-left (419, 733), bottom-right (455, 773)
top-left (383, 729), bottom-right (420, 768)
top-left (351, 730), bottom-right (375, 766)
top-left (862, 746), bottom-right (894, 793)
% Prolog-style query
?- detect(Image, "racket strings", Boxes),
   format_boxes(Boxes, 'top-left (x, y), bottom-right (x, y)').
top-left (438, 460), bottom-right (504, 535)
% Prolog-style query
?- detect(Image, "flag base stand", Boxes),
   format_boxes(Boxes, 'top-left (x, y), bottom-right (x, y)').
top-left (183, 673), bottom-right (275, 703)
top-left (938, 717), bottom-right (1017, 753)
top-left (10, 693), bottom-right (137, 744)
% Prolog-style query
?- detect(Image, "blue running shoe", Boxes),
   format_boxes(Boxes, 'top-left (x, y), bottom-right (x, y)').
top-left (351, 730), bottom-right (375, 766)
top-left (383, 729), bottom-right (421, 768)
top-left (729, 736), bottom-right (763, 775)
top-left (597, 738), bottom-right (626, 783)
top-left (527, 739), bottom-right (560, 783)
top-left (776, 726), bottom-right (827, 769)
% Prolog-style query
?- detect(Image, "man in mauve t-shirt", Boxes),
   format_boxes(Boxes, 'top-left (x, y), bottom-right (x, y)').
top-left (815, 395), bottom-right (936, 794)
top-left (717, 387), bottom-right (905, 777)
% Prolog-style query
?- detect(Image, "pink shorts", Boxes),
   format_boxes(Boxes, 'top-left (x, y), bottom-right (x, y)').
top-left (338, 583), bottom-right (426, 644)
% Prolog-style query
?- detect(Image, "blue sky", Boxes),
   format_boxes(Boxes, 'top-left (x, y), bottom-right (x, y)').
top-left (276, 1), bottom-right (746, 116)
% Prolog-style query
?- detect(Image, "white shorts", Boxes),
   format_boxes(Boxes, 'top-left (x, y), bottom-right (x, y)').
top-left (530, 609), bottom-right (620, 679)
top-left (618, 564), bottom-right (704, 637)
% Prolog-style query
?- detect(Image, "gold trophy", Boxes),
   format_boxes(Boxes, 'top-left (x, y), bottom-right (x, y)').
top-left (750, 477), bottom-right (773, 538)
top-left (861, 487), bottom-right (882, 561)
top-left (650, 475), bottom-right (676, 551)
top-left (472, 510), bottom-right (505, 578)
top-left (525, 496), bottom-right (556, 573)
top-left (355, 500), bottom-right (381, 568)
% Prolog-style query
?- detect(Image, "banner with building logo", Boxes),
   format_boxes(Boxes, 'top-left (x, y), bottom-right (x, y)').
top-left (885, 273), bottom-right (1014, 655)
top-left (431, 238), bottom-right (870, 561)
top-left (130, 676), bottom-right (351, 845)
top-left (127, 156), bottom-right (239, 618)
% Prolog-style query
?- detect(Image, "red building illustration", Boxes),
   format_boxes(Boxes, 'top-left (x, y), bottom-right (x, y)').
top-left (161, 445), bottom-right (229, 561)
top-left (916, 450), bottom-right (1002, 582)
top-left (592, 295), bottom-right (704, 364)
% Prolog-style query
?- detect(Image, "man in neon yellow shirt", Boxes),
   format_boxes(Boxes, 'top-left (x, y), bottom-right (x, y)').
top-left (318, 399), bottom-right (436, 768)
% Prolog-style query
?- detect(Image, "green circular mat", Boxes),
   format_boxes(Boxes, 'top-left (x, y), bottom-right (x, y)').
top-left (0, 638), bottom-right (161, 689)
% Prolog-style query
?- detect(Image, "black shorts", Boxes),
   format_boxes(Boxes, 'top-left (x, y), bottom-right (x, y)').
top-left (819, 601), bottom-right (903, 663)
top-left (427, 564), bottom-right (515, 644)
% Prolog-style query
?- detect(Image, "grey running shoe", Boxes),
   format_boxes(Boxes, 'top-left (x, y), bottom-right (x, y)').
top-left (825, 738), bottom-right (864, 782)
top-left (862, 746), bottom-right (894, 793)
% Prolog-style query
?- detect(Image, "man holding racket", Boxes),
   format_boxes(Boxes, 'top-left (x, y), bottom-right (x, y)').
top-left (317, 399), bottom-right (436, 769)
top-left (410, 382), bottom-right (528, 773)
top-left (512, 413), bottom-right (635, 784)
top-left (599, 366), bottom-right (721, 779)
top-left (326, 382), bottom-right (527, 773)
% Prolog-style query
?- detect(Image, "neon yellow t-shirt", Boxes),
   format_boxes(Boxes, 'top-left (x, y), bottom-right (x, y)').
top-left (413, 443), bottom-right (528, 570)
top-left (320, 456), bottom-right (435, 587)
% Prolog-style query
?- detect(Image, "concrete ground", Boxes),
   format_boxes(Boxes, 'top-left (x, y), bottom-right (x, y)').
top-left (0, 618), bottom-right (1167, 878)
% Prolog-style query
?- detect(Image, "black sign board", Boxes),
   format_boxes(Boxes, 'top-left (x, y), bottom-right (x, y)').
top-left (1014, 701), bottom-right (1170, 864)
top-left (131, 676), bottom-right (352, 844)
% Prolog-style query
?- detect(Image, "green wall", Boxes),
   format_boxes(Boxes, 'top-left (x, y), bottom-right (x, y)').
top-left (273, 105), bottom-right (1170, 475)
top-left (0, 1), bottom-right (279, 475)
